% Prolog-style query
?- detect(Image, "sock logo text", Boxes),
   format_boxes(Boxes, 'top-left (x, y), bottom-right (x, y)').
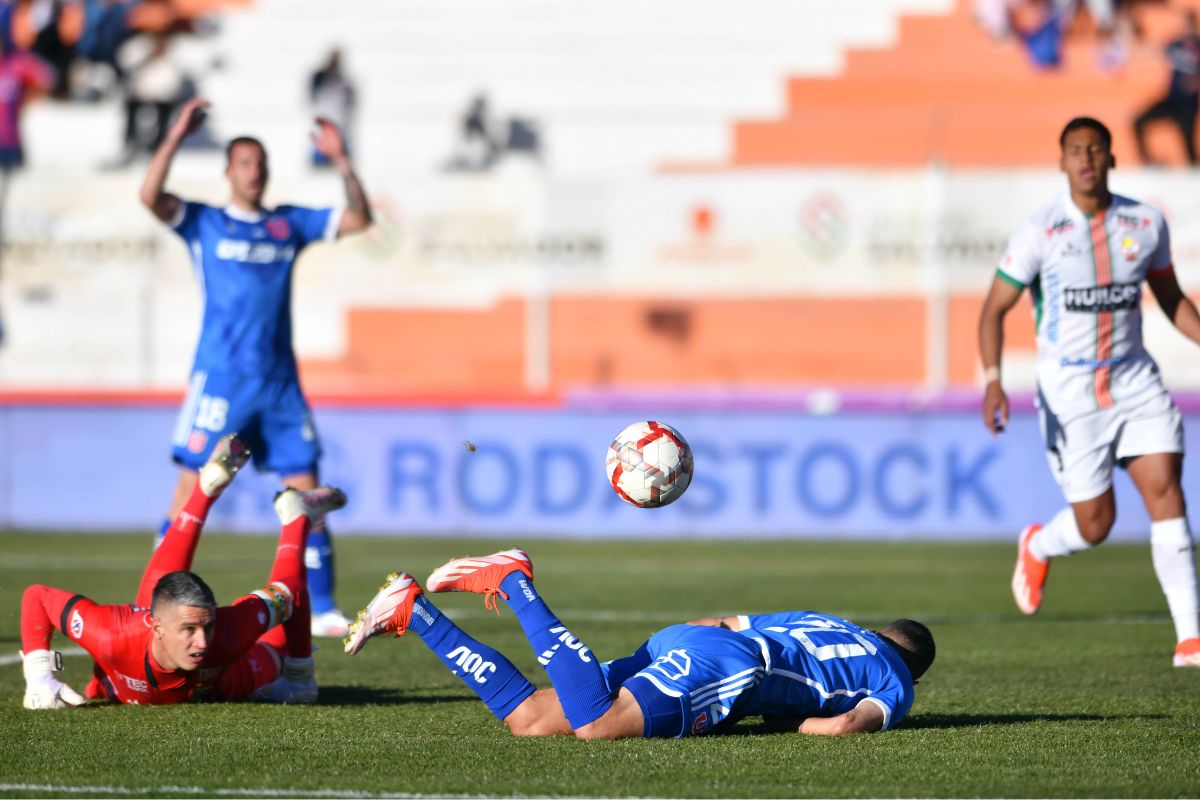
top-left (445, 645), bottom-right (497, 684)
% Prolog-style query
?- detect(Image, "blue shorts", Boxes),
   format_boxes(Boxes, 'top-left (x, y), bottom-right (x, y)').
top-left (601, 624), bottom-right (765, 738)
top-left (171, 370), bottom-right (322, 475)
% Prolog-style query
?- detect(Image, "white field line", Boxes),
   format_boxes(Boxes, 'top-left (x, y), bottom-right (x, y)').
top-left (0, 645), bottom-right (86, 667)
top-left (0, 783), bottom-right (511, 799)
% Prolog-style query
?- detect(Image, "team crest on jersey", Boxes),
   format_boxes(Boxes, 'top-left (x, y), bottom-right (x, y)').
top-left (648, 649), bottom-right (692, 680)
top-left (70, 609), bottom-right (84, 638)
top-left (692, 711), bottom-right (709, 734)
top-left (1121, 236), bottom-right (1140, 261)
top-left (187, 430), bottom-right (208, 453)
top-left (265, 216), bottom-right (291, 241)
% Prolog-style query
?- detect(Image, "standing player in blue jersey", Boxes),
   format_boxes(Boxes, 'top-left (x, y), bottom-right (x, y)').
top-left (139, 97), bottom-right (373, 637)
top-left (344, 549), bottom-right (934, 737)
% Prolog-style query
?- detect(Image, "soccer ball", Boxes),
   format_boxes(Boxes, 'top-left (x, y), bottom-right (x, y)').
top-left (606, 421), bottom-right (693, 508)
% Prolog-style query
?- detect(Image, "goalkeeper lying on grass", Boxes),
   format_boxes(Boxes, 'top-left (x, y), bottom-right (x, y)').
top-left (20, 434), bottom-right (345, 708)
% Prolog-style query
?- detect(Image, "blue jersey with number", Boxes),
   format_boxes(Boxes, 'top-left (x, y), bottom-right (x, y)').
top-left (170, 202), bottom-right (340, 380)
top-left (737, 611), bottom-right (915, 730)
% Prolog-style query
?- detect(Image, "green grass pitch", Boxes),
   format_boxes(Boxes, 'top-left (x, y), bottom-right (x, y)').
top-left (2, 532), bottom-right (1199, 798)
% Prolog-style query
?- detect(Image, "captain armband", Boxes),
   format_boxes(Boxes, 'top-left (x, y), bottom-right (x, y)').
top-left (251, 582), bottom-right (294, 629)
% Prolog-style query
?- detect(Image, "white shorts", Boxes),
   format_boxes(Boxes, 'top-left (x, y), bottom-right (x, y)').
top-left (1039, 388), bottom-right (1184, 503)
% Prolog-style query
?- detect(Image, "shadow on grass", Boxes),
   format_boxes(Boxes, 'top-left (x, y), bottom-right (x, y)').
top-left (315, 685), bottom-right (476, 707)
top-left (713, 712), bottom-right (1168, 736)
top-left (899, 712), bottom-right (1165, 729)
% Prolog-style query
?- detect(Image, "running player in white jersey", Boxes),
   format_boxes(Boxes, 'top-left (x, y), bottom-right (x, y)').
top-left (979, 117), bottom-right (1200, 667)
top-left (140, 97), bottom-right (373, 637)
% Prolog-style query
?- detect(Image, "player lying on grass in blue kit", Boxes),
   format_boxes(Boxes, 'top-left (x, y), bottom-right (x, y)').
top-left (344, 549), bottom-right (934, 738)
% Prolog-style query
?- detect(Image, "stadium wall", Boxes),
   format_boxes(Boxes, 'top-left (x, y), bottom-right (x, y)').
top-left (5, 167), bottom-right (1200, 395)
top-left (2, 391), bottom-right (1196, 540)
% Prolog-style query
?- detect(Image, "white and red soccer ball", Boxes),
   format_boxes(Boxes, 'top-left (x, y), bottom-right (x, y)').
top-left (606, 421), bottom-right (693, 508)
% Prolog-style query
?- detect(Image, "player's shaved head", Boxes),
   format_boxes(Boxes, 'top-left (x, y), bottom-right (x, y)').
top-left (1059, 117), bottom-right (1112, 152)
top-left (151, 571), bottom-right (217, 616)
top-left (878, 619), bottom-right (936, 680)
top-left (225, 136), bottom-right (266, 164)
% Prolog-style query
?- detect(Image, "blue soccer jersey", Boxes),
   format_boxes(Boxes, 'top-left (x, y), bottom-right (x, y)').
top-left (170, 202), bottom-right (341, 380)
top-left (736, 611), bottom-right (915, 730)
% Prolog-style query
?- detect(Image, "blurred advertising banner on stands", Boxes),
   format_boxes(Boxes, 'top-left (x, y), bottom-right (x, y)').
top-left (1, 394), bottom-right (1192, 540)
top-left (6, 168), bottom-right (1200, 393)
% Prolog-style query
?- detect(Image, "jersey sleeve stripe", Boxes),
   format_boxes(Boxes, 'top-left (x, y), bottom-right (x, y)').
top-left (996, 269), bottom-right (1025, 289)
top-left (168, 201), bottom-right (187, 230)
top-left (58, 594), bottom-right (85, 639)
top-left (859, 696), bottom-right (893, 730)
top-left (1149, 262), bottom-right (1175, 276)
top-left (323, 207), bottom-right (345, 242)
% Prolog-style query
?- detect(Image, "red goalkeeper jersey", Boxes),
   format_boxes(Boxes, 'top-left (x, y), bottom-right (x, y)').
top-left (22, 585), bottom-right (279, 704)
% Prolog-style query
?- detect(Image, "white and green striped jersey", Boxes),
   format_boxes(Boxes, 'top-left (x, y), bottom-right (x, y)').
top-left (997, 192), bottom-right (1174, 418)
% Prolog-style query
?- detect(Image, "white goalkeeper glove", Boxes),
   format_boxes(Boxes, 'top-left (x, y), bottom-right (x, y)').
top-left (22, 649), bottom-right (85, 710)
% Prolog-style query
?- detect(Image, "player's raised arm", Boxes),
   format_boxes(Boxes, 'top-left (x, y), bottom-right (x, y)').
top-left (139, 97), bottom-right (210, 223)
top-left (978, 275), bottom-right (1025, 435)
top-left (311, 118), bottom-right (372, 235)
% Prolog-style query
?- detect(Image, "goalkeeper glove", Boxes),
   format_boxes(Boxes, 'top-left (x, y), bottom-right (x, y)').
top-left (22, 649), bottom-right (85, 710)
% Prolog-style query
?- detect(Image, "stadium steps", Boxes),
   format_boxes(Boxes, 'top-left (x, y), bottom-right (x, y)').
top-left (680, 0), bottom-right (1200, 169)
top-left (196, 0), bottom-right (952, 176)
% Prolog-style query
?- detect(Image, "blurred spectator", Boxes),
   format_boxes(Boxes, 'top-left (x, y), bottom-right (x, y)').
top-left (976, 0), bottom-right (1136, 72)
top-left (74, 0), bottom-right (137, 91)
top-left (1134, 9), bottom-right (1200, 166)
top-left (447, 92), bottom-right (500, 171)
top-left (0, 32), bottom-right (54, 170)
top-left (113, 30), bottom-right (186, 162)
top-left (445, 92), bottom-right (541, 171)
top-left (1008, 0), bottom-right (1066, 69)
top-left (24, 0), bottom-right (78, 98)
top-left (309, 47), bottom-right (355, 168)
top-left (0, 34), bottom-right (53, 348)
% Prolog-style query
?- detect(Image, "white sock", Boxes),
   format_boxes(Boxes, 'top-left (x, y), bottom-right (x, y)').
top-left (1150, 517), bottom-right (1200, 643)
top-left (1030, 506), bottom-right (1092, 561)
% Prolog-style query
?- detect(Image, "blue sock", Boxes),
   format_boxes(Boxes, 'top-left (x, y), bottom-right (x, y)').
top-left (498, 572), bottom-right (613, 728)
top-left (305, 524), bottom-right (336, 613)
top-left (411, 595), bottom-right (535, 720)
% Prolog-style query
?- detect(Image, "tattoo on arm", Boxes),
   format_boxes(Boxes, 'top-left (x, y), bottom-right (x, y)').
top-left (343, 169), bottom-right (368, 217)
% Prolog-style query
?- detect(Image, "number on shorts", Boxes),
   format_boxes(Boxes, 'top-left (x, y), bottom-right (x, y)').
top-left (195, 395), bottom-right (229, 432)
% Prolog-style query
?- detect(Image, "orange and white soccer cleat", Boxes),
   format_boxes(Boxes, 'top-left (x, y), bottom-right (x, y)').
top-left (1174, 638), bottom-right (1200, 668)
top-left (1012, 524), bottom-right (1050, 615)
top-left (343, 572), bottom-right (424, 655)
top-left (197, 433), bottom-right (252, 497)
top-left (425, 549), bottom-right (534, 612)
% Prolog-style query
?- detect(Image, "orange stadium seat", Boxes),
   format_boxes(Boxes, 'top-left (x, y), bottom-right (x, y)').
top-left (729, 0), bottom-right (1200, 168)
